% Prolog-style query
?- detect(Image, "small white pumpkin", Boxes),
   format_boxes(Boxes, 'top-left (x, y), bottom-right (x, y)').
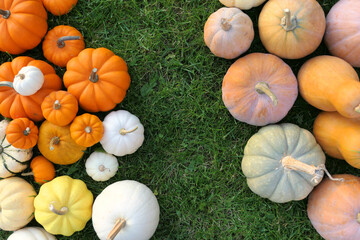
top-left (12, 66), bottom-right (44, 96)
top-left (220, 0), bottom-right (267, 10)
top-left (85, 151), bottom-right (119, 181)
top-left (92, 180), bottom-right (160, 240)
top-left (0, 119), bottom-right (32, 178)
top-left (100, 110), bottom-right (144, 157)
top-left (7, 227), bottom-right (56, 240)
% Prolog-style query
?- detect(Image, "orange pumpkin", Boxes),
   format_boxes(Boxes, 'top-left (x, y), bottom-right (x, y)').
top-left (37, 120), bottom-right (86, 165)
top-left (5, 118), bottom-right (38, 149)
top-left (298, 55), bottom-right (360, 118)
top-left (63, 48), bottom-right (131, 112)
top-left (41, 90), bottom-right (78, 127)
top-left (0, 57), bottom-right (62, 121)
top-left (42, 0), bottom-right (78, 16)
top-left (22, 156), bottom-right (55, 184)
top-left (70, 113), bottom-right (104, 147)
top-left (308, 174), bottom-right (360, 240)
top-left (0, 0), bottom-right (48, 54)
top-left (43, 25), bottom-right (85, 67)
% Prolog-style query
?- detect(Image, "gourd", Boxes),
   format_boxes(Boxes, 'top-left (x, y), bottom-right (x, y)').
top-left (241, 123), bottom-right (337, 203)
top-left (85, 151), bottom-right (118, 181)
top-left (43, 25), bottom-right (85, 67)
top-left (7, 227), bottom-right (56, 240)
top-left (100, 110), bottom-right (144, 157)
top-left (0, 56), bottom-right (62, 121)
top-left (34, 176), bottom-right (93, 236)
top-left (307, 174), bottom-right (360, 240)
top-left (258, 0), bottom-right (325, 59)
top-left (42, 0), bottom-right (78, 16)
top-left (325, 0), bottom-right (360, 67)
top-left (204, 7), bottom-right (254, 59)
top-left (298, 55), bottom-right (360, 118)
top-left (92, 180), bottom-right (160, 240)
top-left (0, 0), bottom-right (47, 54)
top-left (63, 47), bottom-right (131, 112)
top-left (22, 156), bottom-right (56, 184)
top-left (219, 0), bottom-right (267, 10)
top-left (6, 118), bottom-right (38, 149)
top-left (0, 119), bottom-right (32, 178)
top-left (222, 53), bottom-right (298, 126)
top-left (70, 113), bottom-right (104, 147)
top-left (313, 111), bottom-right (360, 169)
top-left (37, 120), bottom-right (86, 165)
top-left (0, 177), bottom-right (37, 231)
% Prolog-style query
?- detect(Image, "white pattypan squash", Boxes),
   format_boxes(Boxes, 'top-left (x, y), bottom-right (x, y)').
top-left (13, 66), bottom-right (44, 96)
top-left (85, 151), bottom-right (119, 181)
top-left (7, 227), bottom-right (56, 240)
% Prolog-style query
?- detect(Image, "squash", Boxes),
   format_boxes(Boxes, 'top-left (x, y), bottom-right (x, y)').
top-left (42, 0), bottom-right (78, 16)
top-left (43, 25), bottom-right (85, 67)
top-left (63, 47), bottom-right (131, 112)
top-left (0, 119), bottom-right (32, 178)
top-left (219, 0), bottom-right (267, 10)
top-left (70, 113), bottom-right (104, 147)
top-left (242, 123), bottom-right (331, 203)
top-left (0, 56), bottom-right (62, 122)
top-left (307, 174), bottom-right (360, 240)
top-left (100, 110), bottom-right (144, 157)
top-left (41, 90), bottom-right (79, 127)
top-left (85, 151), bottom-right (118, 181)
top-left (22, 156), bottom-right (56, 184)
top-left (34, 175), bottom-right (93, 236)
top-left (6, 118), bottom-right (38, 149)
top-left (222, 53), bottom-right (298, 126)
top-left (37, 120), bottom-right (86, 165)
top-left (0, 177), bottom-right (36, 231)
top-left (325, 0), bottom-right (360, 67)
top-left (7, 227), bottom-right (56, 240)
top-left (298, 55), bottom-right (360, 118)
top-left (92, 180), bottom-right (160, 240)
top-left (0, 0), bottom-right (47, 54)
top-left (204, 7), bottom-right (254, 59)
top-left (313, 111), bottom-right (360, 169)
top-left (258, 0), bottom-right (325, 59)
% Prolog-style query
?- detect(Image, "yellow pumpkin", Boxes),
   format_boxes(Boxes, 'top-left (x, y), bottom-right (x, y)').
top-left (34, 175), bottom-right (93, 236)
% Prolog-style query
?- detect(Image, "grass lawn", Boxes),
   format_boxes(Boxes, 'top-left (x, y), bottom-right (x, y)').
top-left (0, 0), bottom-right (359, 239)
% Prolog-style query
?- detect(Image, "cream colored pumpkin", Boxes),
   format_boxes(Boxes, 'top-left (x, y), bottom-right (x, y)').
top-left (85, 151), bottom-right (119, 181)
top-left (0, 177), bottom-right (37, 231)
top-left (7, 227), bottom-right (56, 240)
top-left (92, 180), bottom-right (160, 240)
top-left (12, 66), bottom-right (44, 96)
top-left (204, 7), bottom-right (254, 59)
top-left (0, 119), bottom-right (32, 178)
top-left (219, 0), bottom-right (267, 10)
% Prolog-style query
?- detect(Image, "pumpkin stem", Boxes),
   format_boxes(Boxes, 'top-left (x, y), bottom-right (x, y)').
top-left (281, 9), bottom-right (297, 31)
top-left (0, 81), bottom-right (13, 88)
top-left (53, 100), bottom-right (61, 110)
top-left (0, 9), bottom-right (10, 19)
top-left (220, 18), bottom-right (232, 31)
top-left (57, 36), bottom-right (81, 48)
top-left (354, 105), bottom-right (360, 113)
top-left (21, 171), bottom-right (34, 176)
top-left (23, 127), bottom-right (31, 136)
top-left (282, 156), bottom-right (324, 184)
top-left (318, 164), bottom-right (344, 182)
top-left (107, 218), bottom-right (126, 240)
top-left (119, 126), bottom-right (138, 135)
top-left (357, 213), bottom-right (360, 224)
top-left (89, 68), bottom-right (99, 83)
top-left (49, 136), bottom-right (60, 151)
top-left (85, 126), bottom-right (92, 133)
top-left (49, 203), bottom-right (68, 215)
top-left (255, 82), bottom-right (278, 106)
top-left (98, 164), bottom-right (108, 172)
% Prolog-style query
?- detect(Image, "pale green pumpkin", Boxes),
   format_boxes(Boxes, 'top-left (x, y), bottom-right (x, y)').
top-left (242, 123), bottom-right (326, 203)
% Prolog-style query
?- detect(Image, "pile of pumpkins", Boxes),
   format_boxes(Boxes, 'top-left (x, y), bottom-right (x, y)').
top-left (205, 0), bottom-right (360, 239)
top-left (0, 0), bottom-right (160, 239)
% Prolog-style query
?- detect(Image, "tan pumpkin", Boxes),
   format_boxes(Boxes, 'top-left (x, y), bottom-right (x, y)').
top-left (219, 0), bottom-right (267, 10)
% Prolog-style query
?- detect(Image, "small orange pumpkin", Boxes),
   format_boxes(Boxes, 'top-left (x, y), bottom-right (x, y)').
top-left (43, 25), bottom-right (85, 67)
top-left (42, 0), bottom-right (78, 16)
top-left (22, 156), bottom-right (55, 184)
top-left (41, 90), bottom-right (78, 127)
top-left (70, 113), bottom-right (104, 147)
top-left (5, 118), bottom-right (38, 149)
top-left (63, 48), bottom-right (131, 112)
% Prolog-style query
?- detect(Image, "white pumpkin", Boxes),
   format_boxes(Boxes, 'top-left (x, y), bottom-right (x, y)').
top-left (100, 110), bottom-right (144, 157)
top-left (220, 0), bottom-right (267, 10)
top-left (0, 119), bottom-right (32, 178)
top-left (85, 151), bottom-right (119, 181)
top-left (12, 66), bottom-right (44, 96)
top-left (7, 227), bottom-right (56, 240)
top-left (92, 180), bottom-right (160, 240)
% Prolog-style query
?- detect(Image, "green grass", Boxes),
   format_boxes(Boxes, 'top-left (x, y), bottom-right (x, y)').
top-left (0, 0), bottom-right (358, 239)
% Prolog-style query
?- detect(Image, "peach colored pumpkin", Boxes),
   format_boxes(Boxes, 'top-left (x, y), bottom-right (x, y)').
top-left (204, 7), bottom-right (254, 59)
top-left (219, 0), bottom-right (267, 10)
top-left (258, 0), bottom-right (325, 59)
top-left (222, 53), bottom-right (298, 126)
top-left (325, 0), bottom-right (360, 67)
top-left (308, 174), bottom-right (360, 240)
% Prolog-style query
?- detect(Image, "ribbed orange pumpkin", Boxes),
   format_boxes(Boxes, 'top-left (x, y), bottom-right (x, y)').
top-left (43, 25), bottom-right (85, 67)
top-left (0, 0), bottom-right (48, 54)
top-left (22, 156), bottom-right (55, 184)
top-left (70, 113), bottom-right (103, 147)
top-left (5, 118), bottom-right (38, 149)
top-left (42, 0), bottom-right (78, 16)
top-left (41, 90), bottom-right (78, 127)
top-left (63, 48), bottom-right (131, 112)
top-left (0, 57), bottom-right (62, 121)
